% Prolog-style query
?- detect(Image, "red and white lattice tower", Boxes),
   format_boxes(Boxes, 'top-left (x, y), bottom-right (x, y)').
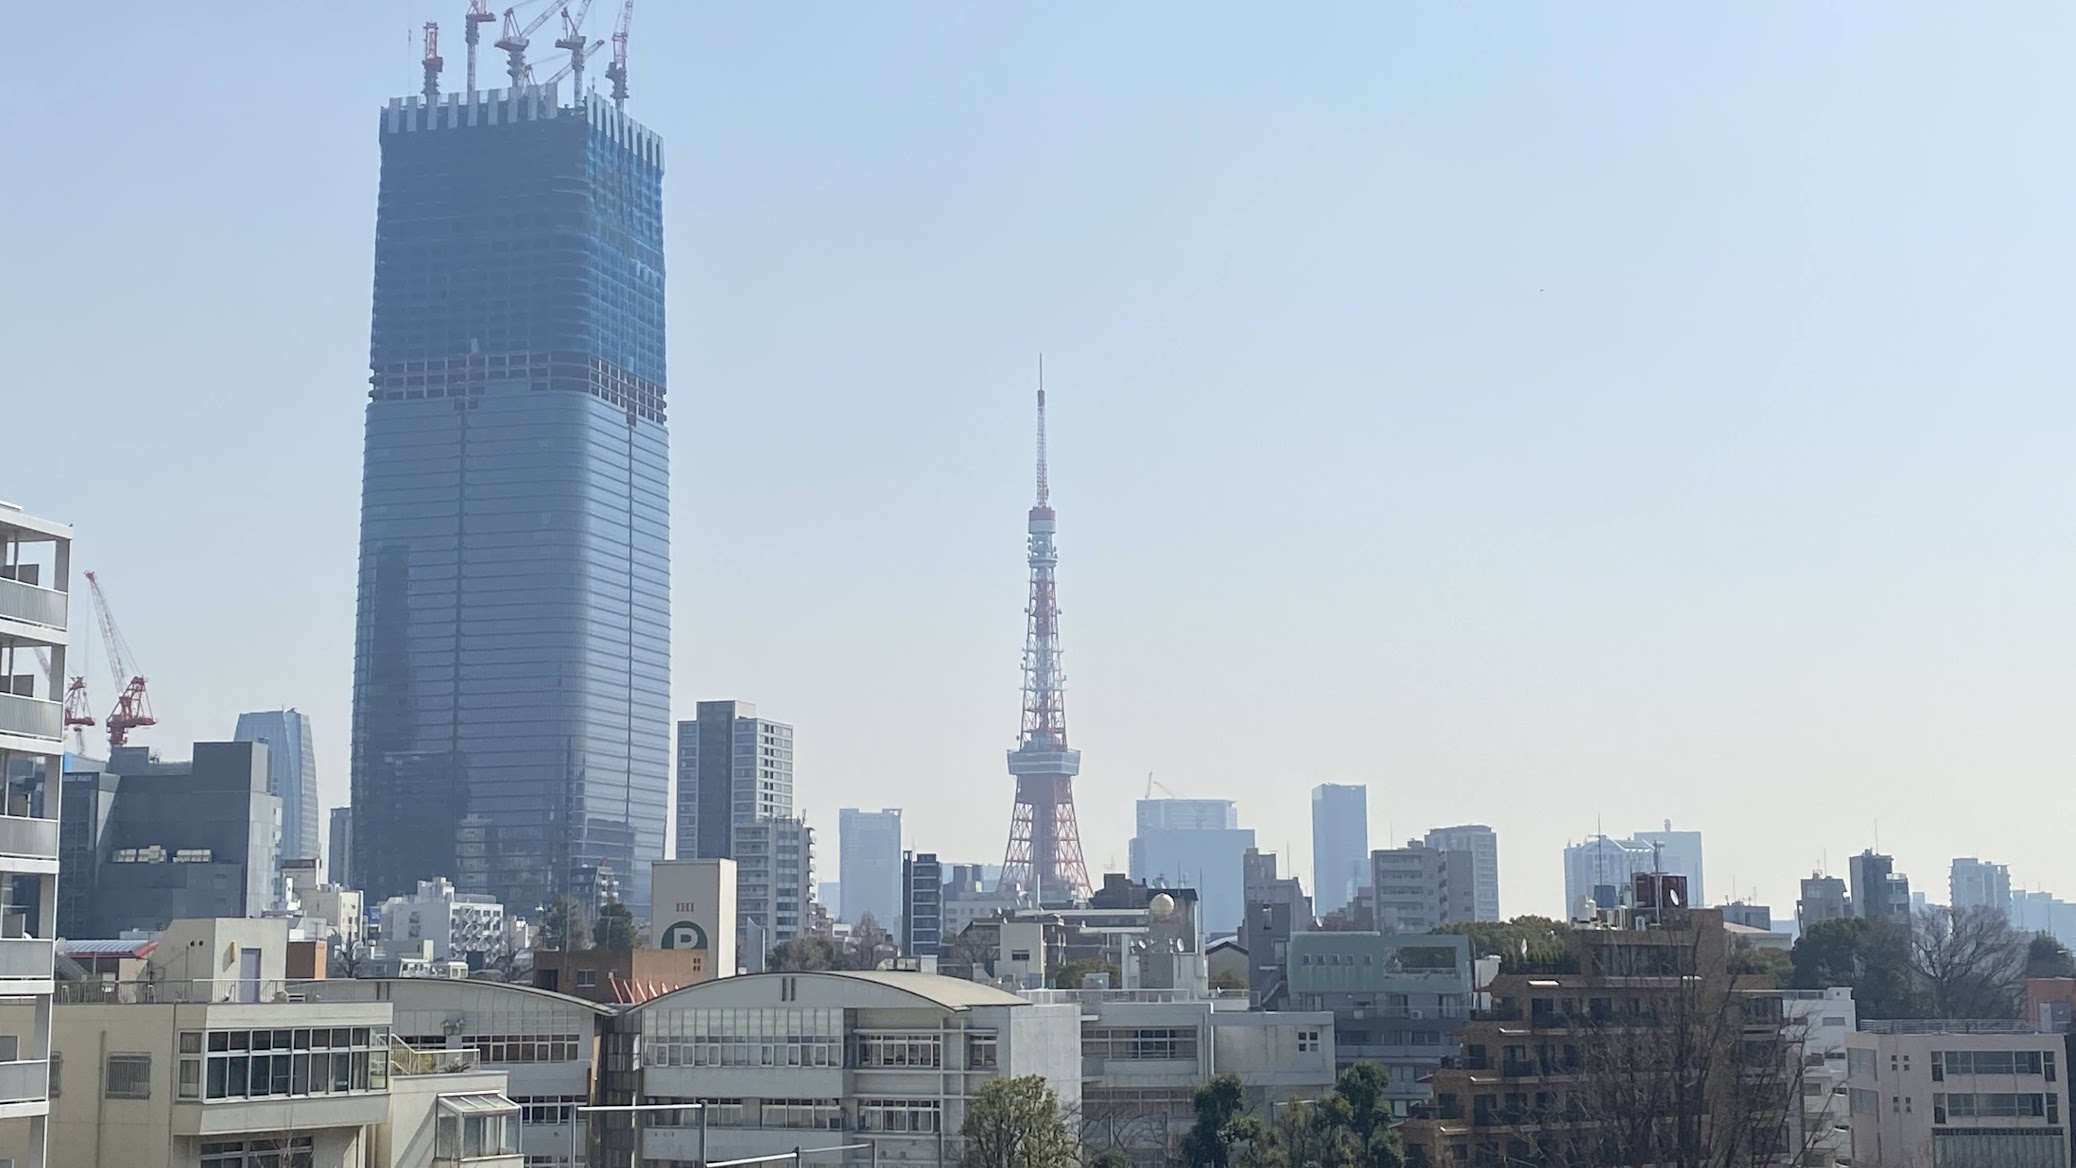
top-left (998, 380), bottom-right (1092, 903)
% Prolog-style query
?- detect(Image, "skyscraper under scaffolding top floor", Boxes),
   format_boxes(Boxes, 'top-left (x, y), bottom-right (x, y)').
top-left (350, 82), bottom-right (669, 917)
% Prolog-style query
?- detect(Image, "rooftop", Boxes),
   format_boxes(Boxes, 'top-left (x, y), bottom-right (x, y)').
top-left (1859, 1019), bottom-right (2037, 1036)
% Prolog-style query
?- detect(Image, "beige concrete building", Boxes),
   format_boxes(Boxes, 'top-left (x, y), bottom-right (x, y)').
top-left (1846, 1020), bottom-right (2068, 1168)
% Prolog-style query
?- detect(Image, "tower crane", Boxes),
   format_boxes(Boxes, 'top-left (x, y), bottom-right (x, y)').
top-left (604, 0), bottom-right (634, 108)
top-left (1144, 773), bottom-right (1185, 800)
top-left (463, 1), bottom-right (498, 97)
top-left (28, 647), bottom-right (95, 753)
top-left (553, 0), bottom-right (596, 94)
top-left (495, 1), bottom-right (563, 89)
top-left (422, 22), bottom-right (443, 102)
top-left (542, 39), bottom-right (603, 90)
top-left (83, 572), bottom-right (155, 751)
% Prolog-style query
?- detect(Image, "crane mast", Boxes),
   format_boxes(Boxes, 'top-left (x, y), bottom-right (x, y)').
top-left (83, 571), bottom-right (155, 752)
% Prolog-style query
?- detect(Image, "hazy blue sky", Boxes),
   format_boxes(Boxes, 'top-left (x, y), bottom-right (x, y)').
top-left (11, 3), bottom-right (2076, 919)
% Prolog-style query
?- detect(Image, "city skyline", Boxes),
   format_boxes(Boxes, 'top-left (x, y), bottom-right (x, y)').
top-left (15, 4), bottom-right (2076, 919)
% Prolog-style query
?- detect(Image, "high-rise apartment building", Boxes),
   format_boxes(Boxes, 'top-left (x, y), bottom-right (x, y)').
top-left (1424, 823), bottom-right (1500, 922)
top-left (349, 85), bottom-right (670, 917)
top-left (1849, 850), bottom-right (1912, 922)
top-left (1370, 841), bottom-right (1476, 932)
top-left (735, 816), bottom-right (813, 972)
top-left (839, 808), bottom-right (903, 929)
top-left (1798, 873), bottom-right (1850, 930)
top-left (329, 806), bottom-right (354, 888)
top-left (1951, 857), bottom-right (2013, 917)
top-left (676, 701), bottom-right (794, 860)
top-left (901, 850), bottom-right (943, 957)
top-left (234, 708), bottom-right (319, 866)
top-left (1310, 783), bottom-right (1368, 917)
top-left (0, 502), bottom-right (71, 1168)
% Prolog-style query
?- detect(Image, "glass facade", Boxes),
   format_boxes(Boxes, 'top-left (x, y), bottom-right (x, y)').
top-left (234, 709), bottom-right (320, 864)
top-left (351, 87), bottom-right (669, 916)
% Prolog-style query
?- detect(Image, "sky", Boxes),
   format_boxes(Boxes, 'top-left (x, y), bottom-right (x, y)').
top-left (9, 3), bottom-right (2076, 922)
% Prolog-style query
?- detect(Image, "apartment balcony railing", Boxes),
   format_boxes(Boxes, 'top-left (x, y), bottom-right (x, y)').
top-left (0, 1059), bottom-right (48, 1105)
top-left (56, 978), bottom-right (321, 1005)
top-left (0, 815), bottom-right (58, 863)
top-left (0, 577), bottom-right (65, 632)
top-left (0, 694), bottom-right (60, 742)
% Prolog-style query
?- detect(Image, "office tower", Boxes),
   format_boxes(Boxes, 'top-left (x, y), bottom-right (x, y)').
top-left (839, 808), bottom-right (903, 929)
top-left (1310, 783), bottom-right (1368, 917)
top-left (329, 806), bottom-right (354, 888)
top-left (676, 702), bottom-right (794, 860)
top-left (734, 816), bottom-right (813, 971)
top-left (1633, 823), bottom-right (1706, 905)
top-left (1798, 873), bottom-right (1851, 930)
top-left (901, 850), bottom-right (944, 957)
top-left (1561, 835), bottom-right (1655, 916)
top-left (234, 708), bottom-right (319, 866)
top-left (1370, 841), bottom-right (1476, 932)
top-left (1138, 798), bottom-right (1239, 833)
top-left (1950, 857), bottom-right (2013, 918)
top-left (0, 503), bottom-right (70, 1168)
top-left (1129, 797), bottom-right (1256, 937)
top-left (1849, 850), bottom-right (1912, 922)
top-left (1425, 823), bottom-right (1500, 922)
top-left (997, 387), bottom-right (1092, 902)
top-left (349, 83), bottom-right (670, 917)
top-left (59, 742), bottom-right (280, 936)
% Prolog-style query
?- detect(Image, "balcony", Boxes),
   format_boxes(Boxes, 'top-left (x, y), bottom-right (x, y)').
top-left (56, 978), bottom-right (324, 1005)
top-left (0, 938), bottom-right (53, 982)
top-left (0, 694), bottom-right (60, 743)
top-left (0, 814), bottom-right (57, 863)
top-left (0, 1059), bottom-right (48, 1105)
top-left (0, 576), bottom-right (65, 633)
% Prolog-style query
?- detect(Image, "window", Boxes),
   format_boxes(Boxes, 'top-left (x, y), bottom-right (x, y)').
top-left (1009, 949), bottom-right (1032, 962)
top-left (761, 1099), bottom-right (842, 1130)
top-left (463, 1034), bottom-right (581, 1064)
top-left (855, 1033), bottom-right (942, 1069)
top-left (575, 970), bottom-right (598, 989)
top-left (966, 1033), bottom-right (999, 1070)
top-left (1297, 1029), bottom-right (1322, 1054)
top-left (1849, 1089), bottom-right (1878, 1115)
top-left (198, 1027), bottom-right (390, 1101)
top-left (1085, 1027), bottom-right (1200, 1061)
top-left (514, 1094), bottom-right (587, 1125)
top-left (860, 1099), bottom-right (941, 1133)
top-left (104, 1053), bottom-right (152, 1100)
top-left (1942, 1093), bottom-right (2047, 1119)
top-left (642, 1009), bottom-right (841, 1070)
top-left (46, 1052), bottom-right (58, 1099)
top-left (1822, 1016), bottom-right (1848, 1028)
top-left (1939, 1050), bottom-right (2044, 1077)
top-left (436, 1096), bottom-right (522, 1160)
top-left (1849, 1048), bottom-right (1876, 1076)
top-left (200, 1136), bottom-right (314, 1168)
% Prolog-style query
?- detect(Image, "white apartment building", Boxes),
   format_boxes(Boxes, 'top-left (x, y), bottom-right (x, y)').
top-left (378, 877), bottom-right (505, 962)
top-left (735, 817), bottom-right (814, 971)
top-left (1846, 1020), bottom-right (2068, 1168)
top-left (304, 977), bottom-right (609, 1168)
top-left (0, 503), bottom-right (71, 1168)
top-left (626, 970), bottom-right (1081, 1168)
top-left (1049, 987), bottom-right (1336, 1167)
top-left (1782, 987), bottom-right (1857, 1166)
top-left (42, 917), bottom-right (523, 1168)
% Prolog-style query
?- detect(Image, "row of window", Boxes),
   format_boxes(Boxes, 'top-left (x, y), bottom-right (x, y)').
top-left (1935, 1050), bottom-right (2059, 1081)
top-left (1085, 1028), bottom-right (1199, 1061)
top-left (464, 1034), bottom-right (583, 1064)
top-left (643, 1097), bottom-right (939, 1134)
top-left (1936, 1093), bottom-right (2060, 1123)
top-left (201, 1135), bottom-right (314, 1168)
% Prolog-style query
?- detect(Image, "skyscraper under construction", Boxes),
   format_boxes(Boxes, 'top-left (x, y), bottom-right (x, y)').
top-left (349, 77), bottom-right (669, 917)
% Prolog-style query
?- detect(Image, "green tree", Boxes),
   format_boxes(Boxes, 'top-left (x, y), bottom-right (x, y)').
top-left (961, 1075), bottom-right (1079, 1168)
top-left (540, 896), bottom-right (590, 951)
top-left (1264, 1100), bottom-right (1355, 1168)
top-left (1325, 1063), bottom-right (1404, 1168)
top-left (2027, 933), bottom-right (2076, 979)
top-left (1183, 1074), bottom-right (1265, 1168)
top-left (1725, 940), bottom-right (1793, 987)
top-left (591, 902), bottom-right (643, 949)
top-left (768, 935), bottom-right (845, 972)
top-left (1432, 916), bottom-right (1568, 966)
top-left (1790, 916), bottom-right (1917, 1018)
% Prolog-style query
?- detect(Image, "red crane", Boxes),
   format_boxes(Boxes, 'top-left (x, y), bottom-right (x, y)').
top-left (83, 571), bottom-right (155, 751)
top-left (30, 647), bottom-right (95, 753)
top-left (605, 0), bottom-right (633, 108)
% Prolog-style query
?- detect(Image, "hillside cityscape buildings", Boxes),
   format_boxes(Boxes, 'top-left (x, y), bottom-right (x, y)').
top-left (12, 15), bottom-right (2076, 1168)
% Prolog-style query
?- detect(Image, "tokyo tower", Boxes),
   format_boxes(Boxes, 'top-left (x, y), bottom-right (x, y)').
top-left (997, 378), bottom-right (1092, 903)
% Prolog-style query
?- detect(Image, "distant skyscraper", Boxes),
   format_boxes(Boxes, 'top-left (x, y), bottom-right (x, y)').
top-left (349, 83), bottom-right (670, 917)
top-left (1370, 841), bottom-right (1476, 932)
top-left (735, 816), bottom-right (813, 971)
top-left (1633, 824), bottom-right (1705, 905)
top-left (1425, 824), bottom-right (1500, 922)
top-left (1310, 784), bottom-right (1368, 917)
top-left (1130, 798), bottom-right (1256, 937)
top-left (840, 808), bottom-right (904, 929)
top-left (676, 702), bottom-right (794, 860)
top-left (1849, 850), bottom-right (1911, 922)
top-left (902, 851), bottom-right (944, 957)
top-left (234, 709), bottom-right (319, 866)
top-left (998, 387), bottom-right (1092, 902)
top-left (1951, 857), bottom-right (2013, 918)
top-left (329, 807), bottom-right (355, 889)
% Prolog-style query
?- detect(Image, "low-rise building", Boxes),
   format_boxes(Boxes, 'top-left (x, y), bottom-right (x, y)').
top-left (1285, 931), bottom-right (1472, 1115)
top-left (610, 970), bottom-right (1082, 1168)
top-left (377, 877), bottom-right (505, 965)
top-left (534, 948), bottom-right (714, 1004)
top-left (1846, 1020), bottom-right (2069, 1168)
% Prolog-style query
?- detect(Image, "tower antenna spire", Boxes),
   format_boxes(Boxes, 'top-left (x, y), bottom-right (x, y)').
top-left (1035, 355), bottom-right (1048, 508)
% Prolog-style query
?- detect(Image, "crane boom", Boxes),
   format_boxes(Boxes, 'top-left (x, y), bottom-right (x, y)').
top-left (495, 0), bottom-right (563, 87)
top-left (83, 571), bottom-right (155, 751)
top-left (606, 0), bottom-right (633, 107)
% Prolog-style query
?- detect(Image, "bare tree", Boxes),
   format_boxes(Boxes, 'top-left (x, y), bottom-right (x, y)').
top-left (1910, 905), bottom-right (2026, 1020)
